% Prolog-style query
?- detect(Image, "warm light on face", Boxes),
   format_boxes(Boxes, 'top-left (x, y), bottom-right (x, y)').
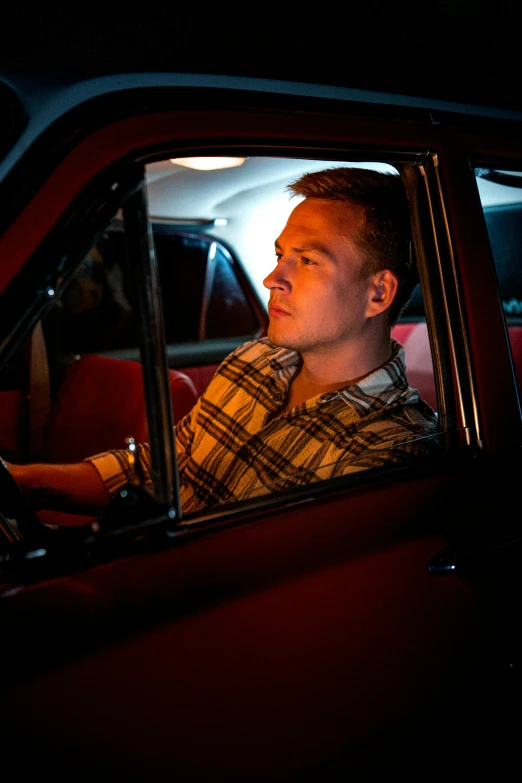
top-left (169, 157), bottom-right (246, 171)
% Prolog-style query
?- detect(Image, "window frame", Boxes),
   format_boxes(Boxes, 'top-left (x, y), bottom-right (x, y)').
top-left (121, 176), bottom-right (180, 517)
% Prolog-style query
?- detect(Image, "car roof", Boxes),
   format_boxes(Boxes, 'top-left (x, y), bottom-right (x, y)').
top-left (1, 69), bottom-right (521, 182)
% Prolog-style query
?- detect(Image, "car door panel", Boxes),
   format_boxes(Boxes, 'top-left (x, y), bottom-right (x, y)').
top-left (1, 457), bottom-right (514, 779)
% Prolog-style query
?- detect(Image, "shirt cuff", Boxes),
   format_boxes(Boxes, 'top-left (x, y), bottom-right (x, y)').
top-left (84, 450), bottom-right (134, 497)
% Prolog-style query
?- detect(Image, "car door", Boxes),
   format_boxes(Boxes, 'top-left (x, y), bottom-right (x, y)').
top-left (0, 87), bottom-right (521, 781)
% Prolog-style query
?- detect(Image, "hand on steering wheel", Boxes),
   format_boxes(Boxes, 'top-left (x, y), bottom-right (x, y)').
top-left (0, 457), bottom-right (47, 545)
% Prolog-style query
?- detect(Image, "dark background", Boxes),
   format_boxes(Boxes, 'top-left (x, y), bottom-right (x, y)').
top-left (1, 1), bottom-right (521, 111)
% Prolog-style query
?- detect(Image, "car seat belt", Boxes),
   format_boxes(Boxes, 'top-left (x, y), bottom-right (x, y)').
top-left (28, 319), bottom-right (51, 458)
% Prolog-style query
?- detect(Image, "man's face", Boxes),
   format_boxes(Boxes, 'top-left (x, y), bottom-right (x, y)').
top-left (263, 198), bottom-right (377, 353)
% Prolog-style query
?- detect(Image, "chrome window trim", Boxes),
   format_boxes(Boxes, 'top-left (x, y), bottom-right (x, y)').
top-left (417, 153), bottom-right (481, 450)
top-left (122, 173), bottom-right (181, 518)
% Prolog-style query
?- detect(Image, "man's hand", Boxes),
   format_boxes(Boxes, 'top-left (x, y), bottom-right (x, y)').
top-left (3, 460), bottom-right (111, 514)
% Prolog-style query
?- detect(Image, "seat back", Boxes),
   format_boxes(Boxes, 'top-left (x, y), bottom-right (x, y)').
top-left (392, 322), bottom-right (437, 409)
top-left (393, 322), bottom-right (522, 413)
top-left (41, 355), bottom-right (198, 464)
top-left (175, 363), bottom-right (220, 398)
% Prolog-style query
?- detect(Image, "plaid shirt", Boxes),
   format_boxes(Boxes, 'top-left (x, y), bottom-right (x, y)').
top-left (88, 337), bottom-right (438, 516)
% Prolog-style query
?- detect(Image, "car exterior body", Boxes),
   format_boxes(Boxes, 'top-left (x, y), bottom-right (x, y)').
top-left (0, 69), bottom-right (521, 780)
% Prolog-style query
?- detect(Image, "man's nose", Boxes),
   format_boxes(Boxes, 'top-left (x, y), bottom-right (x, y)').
top-left (263, 260), bottom-right (289, 291)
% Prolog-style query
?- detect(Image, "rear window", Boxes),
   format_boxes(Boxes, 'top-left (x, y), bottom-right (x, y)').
top-left (42, 219), bottom-right (264, 356)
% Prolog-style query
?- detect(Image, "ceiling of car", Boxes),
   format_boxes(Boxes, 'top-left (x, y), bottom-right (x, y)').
top-left (144, 156), bottom-right (522, 307)
top-left (145, 157), bottom-right (398, 219)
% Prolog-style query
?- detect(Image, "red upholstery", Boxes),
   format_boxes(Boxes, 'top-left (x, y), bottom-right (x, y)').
top-left (390, 323), bottom-right (417, 347)
top-left (41, 355), bottom-right (198, 464)
top-left (176, 363), bottom-right (220, 398)
top-left (37, 355), bottom-right (198, 528)
top-left (392, 322), bottom-right (437, 409)
top-left (393, 322), bottom-right (522, 412)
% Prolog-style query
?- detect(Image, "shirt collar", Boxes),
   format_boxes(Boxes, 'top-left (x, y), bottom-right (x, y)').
top-left (321, 340), bottom-right (411, 405)
top-left (353, 339), bottom-right (407, 395)
top-left (268, 344), bottom-right (302, 372)
top-left (268, 338), bottom-right (405, 378)
top-left (266, 338), bottom-right (411, 406)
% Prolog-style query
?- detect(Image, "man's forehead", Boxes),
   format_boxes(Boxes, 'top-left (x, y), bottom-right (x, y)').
top-left (276, 198), bottom-right (364, 249)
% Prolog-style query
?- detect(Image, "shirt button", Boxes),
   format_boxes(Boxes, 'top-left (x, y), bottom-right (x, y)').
top-left (238, 446), bottom-right (250, 461)
top-left (273, 392), bottom-right (283, 401)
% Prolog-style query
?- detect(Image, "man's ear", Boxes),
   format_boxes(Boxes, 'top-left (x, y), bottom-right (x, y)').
top-left (366, 269), bottom-right (399, 319)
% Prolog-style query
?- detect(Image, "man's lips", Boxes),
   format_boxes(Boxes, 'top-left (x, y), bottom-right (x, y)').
top-left (268, 303), bottom-right (291, 317)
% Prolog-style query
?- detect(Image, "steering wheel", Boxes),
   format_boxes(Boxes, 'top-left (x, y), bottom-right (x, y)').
top-left (0, 457), bottom-right (48, 545)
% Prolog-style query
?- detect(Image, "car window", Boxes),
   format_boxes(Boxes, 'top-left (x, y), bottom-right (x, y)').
top-left (0, 153), bottom-right (459, 540)
top-left (204, 244), bottom-right (261, 339)
top-left (474, 166), bottom-right (522, 405)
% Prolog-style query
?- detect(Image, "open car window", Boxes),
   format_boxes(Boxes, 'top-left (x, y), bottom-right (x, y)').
top-left (0, 152), bottom-right (477, 572)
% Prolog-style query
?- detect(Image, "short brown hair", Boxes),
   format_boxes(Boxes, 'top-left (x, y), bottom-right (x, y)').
top-left (287, 166), bottom-right (417, 325)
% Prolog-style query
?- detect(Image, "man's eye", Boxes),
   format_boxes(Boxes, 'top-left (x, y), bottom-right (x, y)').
top-left (302, 257), bottom-right (316, 266)
top-left (274, 252), bottom-right (282, 261)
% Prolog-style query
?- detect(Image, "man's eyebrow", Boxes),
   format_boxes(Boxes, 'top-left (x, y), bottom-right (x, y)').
top-left (274, 239), bottom-right (335, 259)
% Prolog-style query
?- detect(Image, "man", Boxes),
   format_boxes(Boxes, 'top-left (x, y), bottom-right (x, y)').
top-left (8, 167), bottom-right (438, 518)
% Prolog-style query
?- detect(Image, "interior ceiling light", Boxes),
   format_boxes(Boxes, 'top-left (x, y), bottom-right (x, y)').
top-left (169, 156), bottom-right (246, 171)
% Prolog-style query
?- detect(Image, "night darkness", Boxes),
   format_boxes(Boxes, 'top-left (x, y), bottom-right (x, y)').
top-left (1, 2), bottom-right (521, 111)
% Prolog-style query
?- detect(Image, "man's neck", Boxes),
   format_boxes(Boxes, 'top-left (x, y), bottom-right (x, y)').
top-left (286, 335), bottom-right (392, 410)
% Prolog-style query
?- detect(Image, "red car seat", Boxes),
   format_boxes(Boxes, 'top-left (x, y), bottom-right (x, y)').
top-left (392, 322), bottom-right (437, 410)
top-left (41, 354), bottom-right (198, 464)
top-left (37, 355), bottom-right (198, 528)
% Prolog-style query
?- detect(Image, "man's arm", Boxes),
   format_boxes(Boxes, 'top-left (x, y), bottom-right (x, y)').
top-left (4, 389), bottom-right (204, 518)
top-left (5, 460), bottom-right (111, 515)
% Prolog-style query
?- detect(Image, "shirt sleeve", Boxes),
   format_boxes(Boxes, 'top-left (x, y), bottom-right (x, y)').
top-left (86, 342), bottom-right (249, 499)
top-left (86, 396), bottom-right (202, 498)
top-left (331, 427), bottom-right (440, 477)
top-left (85, 442), bottom-right (153, 497)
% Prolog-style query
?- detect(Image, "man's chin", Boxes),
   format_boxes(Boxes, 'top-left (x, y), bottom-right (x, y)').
top-left (267, 326), bottom-right (299, 350)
